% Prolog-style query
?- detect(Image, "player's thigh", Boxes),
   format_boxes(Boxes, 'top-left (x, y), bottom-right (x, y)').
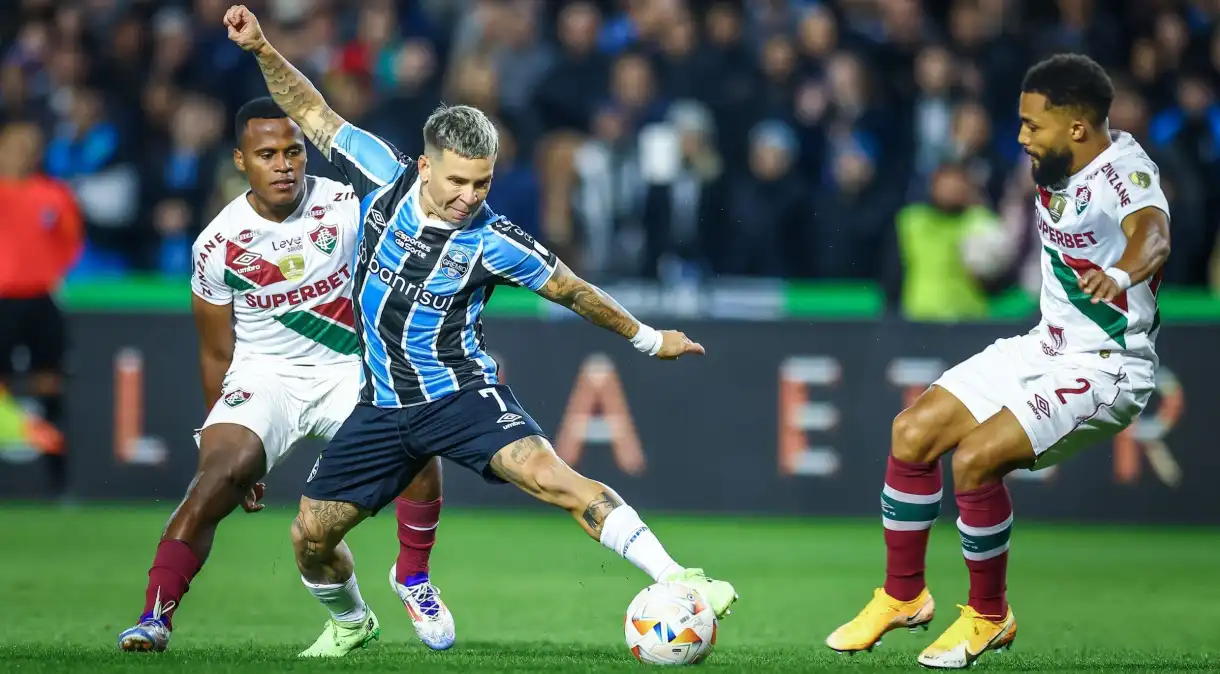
top-left (201, 371), bottom-right (298, 473)
top-left (406, 384), bottom-right (549, 485)
top-left (24, 295), bottom-right (67, 375)
top-left (909, 337), bottom-right (1025, 460)
top-left (302, 402), bottom-right (413, 516)
top-left (195, 422), bottom-right (267, 487)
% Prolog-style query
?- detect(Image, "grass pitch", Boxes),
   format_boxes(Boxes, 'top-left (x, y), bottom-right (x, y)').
top-left (1, 504), bottom-right (1216, 672)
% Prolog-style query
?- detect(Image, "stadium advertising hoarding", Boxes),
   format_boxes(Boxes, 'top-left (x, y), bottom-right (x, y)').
top-left (0, 315), bottom-right (1212, 524)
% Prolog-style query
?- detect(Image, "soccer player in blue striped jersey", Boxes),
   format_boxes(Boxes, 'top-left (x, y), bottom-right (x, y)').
top-left (226, 4), bottom-right (738, 644)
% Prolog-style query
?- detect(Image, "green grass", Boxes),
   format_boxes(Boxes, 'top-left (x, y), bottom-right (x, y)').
top-left (1, 505), bottom-right (1217, 672)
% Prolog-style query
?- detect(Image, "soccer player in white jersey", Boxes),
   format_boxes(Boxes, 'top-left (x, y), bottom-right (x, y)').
top-left (118, 99), bottom-right (456, 656)
top-left (826, 54), bottom-right (1171, 668)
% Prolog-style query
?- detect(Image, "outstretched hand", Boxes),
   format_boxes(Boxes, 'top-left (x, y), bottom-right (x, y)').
top-left (224, 5), bottom-right (266, 53)
top-left (656, 330), bottom-right (705, 360)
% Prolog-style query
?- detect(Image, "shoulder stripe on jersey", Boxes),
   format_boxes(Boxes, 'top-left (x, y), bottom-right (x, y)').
top-left (333, 122), bottom-right (404, 187)
top-left (334, 144), bottom-right (387, 188)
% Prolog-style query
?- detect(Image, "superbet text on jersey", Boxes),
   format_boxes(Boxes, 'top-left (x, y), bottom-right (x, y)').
top-left (191, 176), bottom-right (362, 365)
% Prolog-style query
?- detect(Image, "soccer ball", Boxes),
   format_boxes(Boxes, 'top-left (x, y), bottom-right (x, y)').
top-left (624, 581), bottom-right (717, 666)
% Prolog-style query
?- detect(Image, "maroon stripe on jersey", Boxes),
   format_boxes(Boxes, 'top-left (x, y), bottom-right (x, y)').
top-left (1037, 187), bottom-right (1052, 208)
top-left (311, 297), bottom-right (355, 327)
top-left (1061, 252), bottom-right (1129, 312)
top-left (225, 241), bottom-right (287, 286)
top-left (1150, 268), bottom-right (1164, 296)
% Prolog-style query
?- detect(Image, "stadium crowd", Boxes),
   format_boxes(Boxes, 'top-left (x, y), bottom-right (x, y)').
top-left (2, 0), bottom-right (1219, 316)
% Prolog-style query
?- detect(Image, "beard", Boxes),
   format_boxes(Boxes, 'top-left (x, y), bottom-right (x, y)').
top-left (1029, 146), bottom-right (1074, 188)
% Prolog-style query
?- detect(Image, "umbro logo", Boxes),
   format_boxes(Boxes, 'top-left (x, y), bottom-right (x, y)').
top-left (497, 412), bottom-right (524, 429)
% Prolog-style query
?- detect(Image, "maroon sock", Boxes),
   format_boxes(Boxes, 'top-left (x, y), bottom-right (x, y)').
top-left (395, 497), bottom-right (442, 585)
top-left (882, 456), bottom-right (942, 601)
top-left (142, 539), bottom-right (202, 629)
top-left (956, 482), bottom-right (1012, 619)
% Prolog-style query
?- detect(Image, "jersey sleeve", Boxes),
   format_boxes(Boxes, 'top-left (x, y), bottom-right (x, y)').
top-left (481, 219), bottom-right (559, 291)
top-left (1111, 158), bottom-right (1171, 224)
top-left (328, 121), bottom-right (409, 199)
top-left (191, 229), bottom-right (232, 305)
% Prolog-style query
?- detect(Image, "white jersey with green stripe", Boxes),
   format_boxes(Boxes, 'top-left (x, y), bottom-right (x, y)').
top-left (191, 175), bottom-right (362, 366)
top-left (1033, 131), bottom-right (1168, 364)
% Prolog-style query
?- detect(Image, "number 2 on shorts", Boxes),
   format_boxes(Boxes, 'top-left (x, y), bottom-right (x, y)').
top-left (479, 387), bottom-right (507, 412)
top-left (1054, 378), bottom-right (1092, 404)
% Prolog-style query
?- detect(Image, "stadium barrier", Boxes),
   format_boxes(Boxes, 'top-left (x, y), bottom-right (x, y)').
top-left (0, 314), bottom-right (1213, 524)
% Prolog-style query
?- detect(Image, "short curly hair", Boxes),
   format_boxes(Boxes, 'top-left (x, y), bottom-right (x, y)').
top-left (1021, 53), bottom-right (1114, 126)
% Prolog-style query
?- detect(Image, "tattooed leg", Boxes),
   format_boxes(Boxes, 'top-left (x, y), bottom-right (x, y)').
top-left (488, 436), bottom-right (685, 582)
top-left (291, 497), bottom-right (366, 584)
top-left (489, 436), bottom-right (624, 539)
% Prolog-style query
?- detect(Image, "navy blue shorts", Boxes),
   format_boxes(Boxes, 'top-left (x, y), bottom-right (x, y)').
top-left (302, 384), bottom-right (546, 514)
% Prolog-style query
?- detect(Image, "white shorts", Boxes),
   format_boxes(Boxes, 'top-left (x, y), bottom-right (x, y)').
top-left (197, 361), bottom-right (360, 471)
top-left (933, 330), bottom-right (1155, 469)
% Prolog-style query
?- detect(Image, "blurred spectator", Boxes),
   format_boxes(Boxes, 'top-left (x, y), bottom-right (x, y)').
top-left (0, 0), bottom-right (1213, 297)
top-left (721, 120), bottom-right (808, 277)
top-left (898, 163), bottom-right (1004, 321)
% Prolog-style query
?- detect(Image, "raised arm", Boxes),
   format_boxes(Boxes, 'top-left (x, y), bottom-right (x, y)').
top-left (224, 5), bottom-right (344, 155)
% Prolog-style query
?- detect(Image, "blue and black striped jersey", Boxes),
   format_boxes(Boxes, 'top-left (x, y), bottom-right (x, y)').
top-left (328, 122), bottom-right (558, 407)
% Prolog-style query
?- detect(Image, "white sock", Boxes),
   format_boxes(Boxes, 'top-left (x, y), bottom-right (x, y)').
top-left (302, 574), bottom-right (368, 623)
top-left (599, 505), bottom-right (683, 582)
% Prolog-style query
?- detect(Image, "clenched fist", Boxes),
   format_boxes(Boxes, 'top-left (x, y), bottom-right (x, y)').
top-left (223, 5), bottom-right (267, 53)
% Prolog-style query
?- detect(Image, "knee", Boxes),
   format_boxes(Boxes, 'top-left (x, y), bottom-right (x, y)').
top-left (951, 435), bottom-right (1000, 491)
top-left (196, 427), bottom-right (265, 492)
top-left (291, 507), bottom-right (334, 564)
top-left (891, 407), bottom-right (943, 464)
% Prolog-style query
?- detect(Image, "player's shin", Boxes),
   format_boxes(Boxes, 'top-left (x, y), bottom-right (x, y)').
top-left (882, 456), bottom-right (942, 601)
top-left (142, 540), bottom-right (201, 630)
top-left (395, 497), bottom-right (441, 585)
top-left (141, 457), bottom-right (261, 628)
top-left (955, 482), bottom-right (1012, 618)
top-left (394, 459), bottom-right (443, 586)
top-left (301, 541), bottom-right (369, 623)
top-left (590, 491), bottom-right (682, 582)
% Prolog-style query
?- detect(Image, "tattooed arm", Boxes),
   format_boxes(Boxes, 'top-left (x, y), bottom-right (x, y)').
top-left (538, 261), bottom-right (640, 339)
top-left (224, 5), bottom-right (344, 154)
top-left (484, 220), bottom-right (705, 359)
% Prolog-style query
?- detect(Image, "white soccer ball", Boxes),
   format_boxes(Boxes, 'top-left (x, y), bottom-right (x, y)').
top-left (624, 581), bottom-right (717, 666)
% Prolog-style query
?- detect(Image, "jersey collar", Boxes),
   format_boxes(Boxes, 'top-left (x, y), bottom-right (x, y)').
top-left (1069, 130), bottom-right (1131, 184)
